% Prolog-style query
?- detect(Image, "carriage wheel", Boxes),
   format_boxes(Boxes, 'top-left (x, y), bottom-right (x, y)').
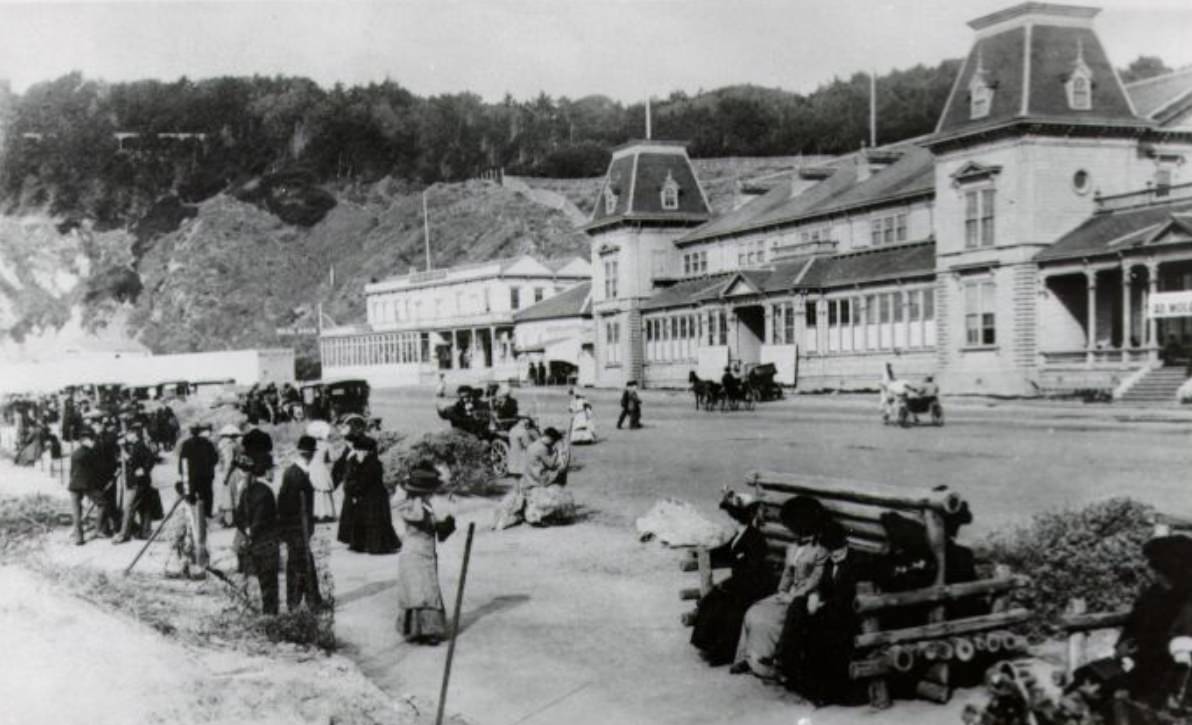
top-left (489, 439), bottom-right (510, 477)
top-left (897, 404), bottom-right (910, 428)
top-left (931, 402), bottom-right (944, 427)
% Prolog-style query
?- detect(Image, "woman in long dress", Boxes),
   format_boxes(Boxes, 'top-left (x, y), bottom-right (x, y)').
top-left (306, 421), bottom-right (337, 522)
top-left (214, 424), bottom-right (242, 527)
top-left (567, 389), bottom-right (597, 444)
top-left (338, 435), bottom-right (400, 554)
top-left (396, 464), bottom-right (456, 644)
top-left (731, 496), bottom-right (828, 680)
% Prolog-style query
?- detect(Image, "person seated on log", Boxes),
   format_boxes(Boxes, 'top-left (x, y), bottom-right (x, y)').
top-left (779, 519), bottom-right (859, 706)
top-left (876, 510), bottom-right (979, 624)
top-left (1070, 532), bottom-right (1192, 713)
top-left (690, 490), bottom-right (772, 667)
top-left (731, 496), bottom-right (828, 679)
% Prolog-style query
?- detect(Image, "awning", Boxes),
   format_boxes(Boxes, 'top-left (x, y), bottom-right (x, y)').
top-left (517, 336), bottom-right (581, 364)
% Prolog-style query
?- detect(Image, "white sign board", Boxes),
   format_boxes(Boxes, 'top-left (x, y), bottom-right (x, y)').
top-left (1148, 291), bottom-right (1192, 319)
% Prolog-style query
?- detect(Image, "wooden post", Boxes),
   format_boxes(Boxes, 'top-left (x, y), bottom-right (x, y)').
top-left (991, 564), bottom-right (1012, 614)
top-left (857, 582), bottom-right (891, 709)
top-left (435, 522), bottom-right (476, 725)
top-left (1066, 598), bottom-right (1087, 677)
top-left (923, 508), bottom-right (948, 625)
top-left (696, 548), bottom-right (713, 598)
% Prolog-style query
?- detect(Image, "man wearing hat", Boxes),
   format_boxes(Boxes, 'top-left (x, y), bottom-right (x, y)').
top-left (113, 430), bottom-right (160, 544)
top-left (277, 435), bottom-right (323, 610)
top-left (521, 427), bottom-right (576, 526)
top-left (68, 427), bottom-right (110, 545)
top-left (234, 453), bottom-right (280, 615)
top-left (492, 384), bottom-right (519, 427)
top-left (617, 381), bottom-right (642, 430)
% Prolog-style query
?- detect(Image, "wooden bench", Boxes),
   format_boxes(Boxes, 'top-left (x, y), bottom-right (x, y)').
top-left (680, 470), bottom-right (1032, 708)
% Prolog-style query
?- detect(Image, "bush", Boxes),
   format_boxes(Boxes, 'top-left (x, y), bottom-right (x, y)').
top-left (0, 494), bottom-right (70, 555)
top-left (384, 430), bottom-right (497, 496)
top-left (981, 498), bottom-right (1155, 636)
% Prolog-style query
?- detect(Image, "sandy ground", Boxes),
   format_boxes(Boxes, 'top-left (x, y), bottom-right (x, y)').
top-left (3, 389), bottom-right (1187, 725)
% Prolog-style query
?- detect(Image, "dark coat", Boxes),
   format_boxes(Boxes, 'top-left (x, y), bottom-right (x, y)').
top-left (336, 454), bottom-right (400, 554)
top-left (178, 435), bottom-right (219, 486)
top-left (68, 445), bottom-right (103, 493)
top-left (277, 462), bottom-right (315, 539)
top-left (1118, 582), bottom-right (1192, 706)
top-left (236, 477), bottom-right (279, 555)
top-left (690, 526), bottom-right (772, 665)
top-left (123, 442), bottom-right (157, 488)
top-left (781, 552), bottom-right (860, 705)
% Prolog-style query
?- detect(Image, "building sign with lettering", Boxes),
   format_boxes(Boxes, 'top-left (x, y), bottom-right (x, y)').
top-left (1148, 291), bottom-right (1192, 319)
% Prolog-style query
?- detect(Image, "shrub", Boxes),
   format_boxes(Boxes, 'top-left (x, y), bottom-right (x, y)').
top-left (384, 430), bottom-right (497, 496)
top-left (0, 494), bottom-right (70, 555)
top-left (981, 498), bottom-right (1155, 636)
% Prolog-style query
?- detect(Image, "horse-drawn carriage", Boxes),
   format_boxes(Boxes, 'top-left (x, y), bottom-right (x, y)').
top-left (689, 363), bottom-right (782, 412)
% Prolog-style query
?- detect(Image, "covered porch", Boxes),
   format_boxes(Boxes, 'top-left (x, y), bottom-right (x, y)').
top-left (1038, 255), bottom-right (1192, 368)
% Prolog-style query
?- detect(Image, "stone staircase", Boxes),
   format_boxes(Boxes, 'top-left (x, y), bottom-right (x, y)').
top-left (1118, 365), bottom-right (1190, 403)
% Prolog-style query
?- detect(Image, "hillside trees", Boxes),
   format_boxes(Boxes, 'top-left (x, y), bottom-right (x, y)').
top-left (0, 59), bottom-right (969, 226)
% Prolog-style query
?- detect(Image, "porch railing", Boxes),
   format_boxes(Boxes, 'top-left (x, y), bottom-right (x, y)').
top-left (1040, 348), bottom-right (1156, 367)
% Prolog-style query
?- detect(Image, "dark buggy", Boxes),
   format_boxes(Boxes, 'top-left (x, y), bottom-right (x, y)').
top-left (324, 379), bottom-right (382, 429)
top-left (745, 363), bottom-right (784, 403)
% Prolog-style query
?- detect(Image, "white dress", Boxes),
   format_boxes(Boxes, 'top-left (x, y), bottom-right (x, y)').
top-left (310, 440), bottom-right (338, 520)
top-left (568, 395), bottom-right (597, 444)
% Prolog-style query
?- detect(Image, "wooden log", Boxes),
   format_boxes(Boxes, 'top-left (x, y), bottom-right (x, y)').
top-left (923, 640), bottom-right (954, 661)
top-left (924, 662), bottom-right (950, 687)
top-left (857, 582), bottom-right (891, 710)
top-left (853, 576), bottom-right (1031, 613)
top-left (849, 657), bottom-right (891, 680)
top-left (990, 564), bottom-right (1013, 614)
top-left (889, 645), bottom-right (916, 673)
top-left (924, 508), bottom-right (948, 625)
top-left (763, 531), bottom-right (887, 557)
top-left (952, 637), bottom-right (976, 662)
top-left (1066, 598), bottom-right (1088, 676)
top-left (984, 631), bottom-right (1003, 653)
top-left (972, 634), bottom-right (987, 652)
top-left (915, 679), bottom-right (951, 704)
top-left (679, 587), bottom-right (701, 601)
top-left (696, 548), bottom-right (713, 598)
top-left (1059, 610), bottom-right (1130, 633)
top-left (751, 470), bottom-right (965, 514)
top-left (680, 558), bottom-right (700, 572)
top-left (761, 520), bottom-right (887, 545)
top-left (760, 496), bottom-right (923, 527)
top-left (854, 608), bottom-right (1033, 649)
top-left (680, 610), bottom-right (697, 627)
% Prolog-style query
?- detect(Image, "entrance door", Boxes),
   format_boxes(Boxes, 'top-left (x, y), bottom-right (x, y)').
top-left (734, 305), bottom-right (764, 365)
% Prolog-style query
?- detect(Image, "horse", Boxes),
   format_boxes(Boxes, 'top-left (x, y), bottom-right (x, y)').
top-left (688, 371), bottom-right (710, 410)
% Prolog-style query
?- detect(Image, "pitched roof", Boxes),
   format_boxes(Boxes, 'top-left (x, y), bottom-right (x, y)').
top-left (585, 141), bottom-right (712, 232)
top-left (1035, 199), bottom-right (1192, 263)
top-left (1126, 67), bottom-right (1192, 126)
top-left (934, 6), bottom-right (1142, 141)
top-left (513, 282), bottom-right (591, 322)
top-left (639, 242), bottom-right (937, 312)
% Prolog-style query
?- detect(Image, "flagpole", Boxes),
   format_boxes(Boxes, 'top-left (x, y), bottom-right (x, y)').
top-left (423, 190), bottom-right (432, 272)
top-left (645, 97), bottom-right (652, 140)
top-left (869, 70), bottom-right (877, 148)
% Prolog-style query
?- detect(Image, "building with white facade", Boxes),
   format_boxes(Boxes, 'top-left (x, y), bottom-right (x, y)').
top-left (319, 255), bottom-right (590, 386)
top-left (583, 1), bottom-right (1192, 399)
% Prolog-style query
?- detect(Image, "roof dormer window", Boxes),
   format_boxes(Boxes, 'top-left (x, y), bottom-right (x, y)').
top-left (968, 49), bottom-right (994, 120)
top-left (660, 170), bottom-right (680, 210)
top-left (1065, 40), bottom-right (1093, 111)
top-left (603, 186), bottom-right (618, 215)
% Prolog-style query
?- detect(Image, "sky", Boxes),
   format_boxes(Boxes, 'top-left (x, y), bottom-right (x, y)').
top-left (0, 0), bottom-right (1191, 102)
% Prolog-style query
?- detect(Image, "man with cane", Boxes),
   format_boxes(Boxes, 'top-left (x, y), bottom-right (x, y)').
top-left (177, 423), bottom-right (218, 571)
top-left (68, 427), bottom-right (109, 545)
top-left (235, 451), bottom-right (280, 615)
top-left (278, 435), bottom-right (322, 611)
top-left (112, 431), bottom-right (160, 544)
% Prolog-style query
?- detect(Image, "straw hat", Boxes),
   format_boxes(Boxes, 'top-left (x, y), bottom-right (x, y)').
top-left (218, 424), bottom-right (241, 438)
top-left (403, 465), bottom-right (443, 495)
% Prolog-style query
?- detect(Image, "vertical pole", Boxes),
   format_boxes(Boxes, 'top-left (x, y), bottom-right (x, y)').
top-left (1121, 265), bottom-right (1132, 361)
top-left (1146, 260), bottom-right (1159, 361)
top-left (870, 70), bottom-right (877, 148)
top-left (1066, 598), bottom-right (1088, 677)
top-left (435, 522), bottom-right (476, 725)
top-left (1085, 269), bottom-right (1097, 366)
top-left (423, 190), bottom-right (432, 272)
top-left (857, 581), bottom-right (891, 709)
top-left (645, 97), bottom-right (652, 140)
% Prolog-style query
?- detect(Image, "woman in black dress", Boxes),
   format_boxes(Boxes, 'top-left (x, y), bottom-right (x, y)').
top-left (336, 435), bottom-right (400, 554)
top-left (690, 491), bottom-right (772, 666)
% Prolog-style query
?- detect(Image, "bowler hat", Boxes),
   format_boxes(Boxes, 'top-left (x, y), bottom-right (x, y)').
top-left (779, 495), bottom-right (827, 537)
top-left (403, 465), bottom-right (443, 494)
top-left (542, 426), bottom-right (562, 441)
top-left (348, 434), bottom-right (377, 453)
top-left (296, 435), bottom-right (317, 453)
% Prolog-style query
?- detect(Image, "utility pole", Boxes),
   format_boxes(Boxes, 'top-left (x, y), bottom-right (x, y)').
top-left (645, 97), bottom-right (652, 140)
top-left (423, 189), bottom-right (432, 271)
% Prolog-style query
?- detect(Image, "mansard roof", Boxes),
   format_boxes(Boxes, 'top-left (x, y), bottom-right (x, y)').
top-left (584, 140), bottom-right (712, 232)
top-left (933, 3), bottom-right (1143, 143)
top-left (1036, 196), bottom-right (1192, 263)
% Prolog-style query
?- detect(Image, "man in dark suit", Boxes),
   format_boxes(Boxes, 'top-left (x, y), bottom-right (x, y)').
top-left (617, 381), bottom-right (642, 429)
top-left (235, 455), bottom-right (280, 615)
top-left (178, 424), bottom-right (219, 568)
top-left (68, 428), bottom-right (109, 545)
top-left (113, 432), bottom-right (160, 544)
top-left (278, 436), bottom-right (322, 611)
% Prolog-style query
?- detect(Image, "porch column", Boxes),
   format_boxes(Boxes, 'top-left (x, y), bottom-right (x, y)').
top-left (490, 325), bottom-right (497, 366)
top-left (1121, 264), bottom-right (1132, 362)
top-left (1084, 269), bottom-right (1096, 366)
top-left (1146, 260), bottom-right (1159, 362)
top-left (764, 304), bottom-right (774, 345)
top-left (450, 329), bottom-right (458, 370)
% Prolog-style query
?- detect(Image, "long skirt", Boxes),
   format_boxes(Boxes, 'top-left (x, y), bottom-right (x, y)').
top-left (569, 409), bottom-right (597, 444)
top-left (525, 485), bottom-right (576, 526)
top-left (396, 530), bottom-right (447, 643)
top-left (310, 448), bottom-right (338, 520)
top-left (691, 584), bottom-right (754, 666)
top-left (734, 593), bottom-right (791, 679)
top-left (397, 608), bottom-right (448, 643)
